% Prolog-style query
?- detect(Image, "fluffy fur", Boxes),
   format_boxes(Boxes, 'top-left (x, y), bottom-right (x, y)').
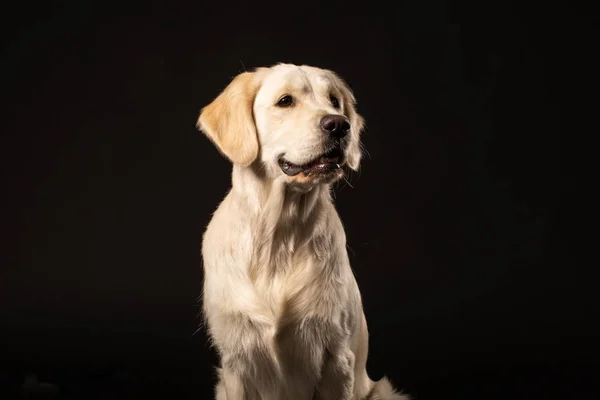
top-left (197, 63), bottom-right (409, 400)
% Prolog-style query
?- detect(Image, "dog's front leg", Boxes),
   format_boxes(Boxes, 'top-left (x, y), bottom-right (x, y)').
top-left (215, 367), bottom-right (249, 400)
top-left (213, 317), bottom-right (282, 400)
top-left (313, 311), bottom-right (357, 400)
top-left (314, 347), bottom-right (355, 400)
top-left (217, 363), bottom-right (271, 400)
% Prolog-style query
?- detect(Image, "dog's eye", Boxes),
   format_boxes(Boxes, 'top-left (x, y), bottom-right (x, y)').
top-left (330, 95), bottom-right (340, 109)
top-left (276, 95), bottom-right (294, 108)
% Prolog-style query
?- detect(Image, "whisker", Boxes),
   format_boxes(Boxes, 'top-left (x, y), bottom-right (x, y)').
top-left (342, 175), bottom-right (354, 189)
top-left (255, 162), bottom-right (267, 175)
top-left (362, 147), bottom-right (372, 160)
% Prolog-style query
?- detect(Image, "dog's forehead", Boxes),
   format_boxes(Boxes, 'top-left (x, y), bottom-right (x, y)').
top-left (261, 64), bottom-right (336, 95)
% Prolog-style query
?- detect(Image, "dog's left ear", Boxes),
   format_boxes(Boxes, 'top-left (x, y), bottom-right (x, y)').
top-left (334, 74), bottom-right (365, 171)
top-left (197, 71), bottom-right (261, 167)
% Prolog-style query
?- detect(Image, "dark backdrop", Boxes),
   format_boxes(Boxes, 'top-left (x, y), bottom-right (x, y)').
top-left (1, 1), bottom-right (597, 399)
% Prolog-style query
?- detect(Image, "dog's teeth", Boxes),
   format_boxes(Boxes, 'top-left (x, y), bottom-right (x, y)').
top-left (336, 164), bottom-right (340, 168)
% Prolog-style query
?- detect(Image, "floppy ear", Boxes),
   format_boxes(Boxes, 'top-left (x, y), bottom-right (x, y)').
top-left (334, 74), bottom-right (365, 171)
top-left (345, 108), bottom-right (365, 171)
top-left (196, 71), bottom-right (261, 167)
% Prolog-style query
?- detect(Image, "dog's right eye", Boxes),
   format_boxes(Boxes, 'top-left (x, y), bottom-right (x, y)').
top-left (276, 95), bottom-right (294, 108)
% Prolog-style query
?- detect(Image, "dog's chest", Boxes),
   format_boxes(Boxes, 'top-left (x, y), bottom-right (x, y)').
top-left (260, 250), bottom-right (319, 316)
top-left (256, 241), bottom-right (350, 346)
top-left (257, 249), bottom-right (351, 381)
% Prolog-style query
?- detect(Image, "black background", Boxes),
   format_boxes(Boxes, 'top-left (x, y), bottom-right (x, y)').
top-left (1, 1), bottom-right (598, 399)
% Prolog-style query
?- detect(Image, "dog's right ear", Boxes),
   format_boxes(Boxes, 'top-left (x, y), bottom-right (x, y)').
top-left (197, 71), bottom-right (261, 167)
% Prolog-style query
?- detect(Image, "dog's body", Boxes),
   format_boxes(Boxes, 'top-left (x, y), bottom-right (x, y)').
top-left (198, 64), bottom-right (408, 400)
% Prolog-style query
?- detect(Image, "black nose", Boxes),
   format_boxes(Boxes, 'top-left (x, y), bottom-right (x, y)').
top-left (320, 114), bottom-right (350, 138)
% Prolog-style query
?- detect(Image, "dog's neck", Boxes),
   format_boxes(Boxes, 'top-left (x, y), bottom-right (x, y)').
top-left (232, 164), bottom-right (334, 281)
top-left (231, 164), bottom-right (331, 225)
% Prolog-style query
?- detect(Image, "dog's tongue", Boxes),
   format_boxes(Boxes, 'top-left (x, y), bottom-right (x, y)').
top-left (280, 161), bottom-right (304, 176)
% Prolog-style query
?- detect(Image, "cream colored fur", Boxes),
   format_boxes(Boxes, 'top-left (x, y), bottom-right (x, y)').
top-left (197, 63), bottom-right (409, 400)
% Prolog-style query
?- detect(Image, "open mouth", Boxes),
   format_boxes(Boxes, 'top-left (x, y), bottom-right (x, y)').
top-left (278, 147), bottom-right (344, 177)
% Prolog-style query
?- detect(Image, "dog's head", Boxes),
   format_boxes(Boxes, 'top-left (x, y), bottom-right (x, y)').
top-left (197, 64), bottom-right (365, 187)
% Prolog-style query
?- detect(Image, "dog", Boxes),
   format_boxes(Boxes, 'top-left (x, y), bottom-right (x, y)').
top-left (197, 63), bottom-right (409, 400)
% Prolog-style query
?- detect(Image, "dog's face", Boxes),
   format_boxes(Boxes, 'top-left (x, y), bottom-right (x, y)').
top-left (197, 64), bottom-right (364, 187)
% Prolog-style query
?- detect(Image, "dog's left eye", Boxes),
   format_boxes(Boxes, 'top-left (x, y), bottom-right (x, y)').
top-left (276, 95), bottom-right (294, 107)
top-left (330, 95), bottom-right (340, 109)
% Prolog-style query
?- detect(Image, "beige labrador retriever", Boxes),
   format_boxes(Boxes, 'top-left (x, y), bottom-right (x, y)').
top-left (197, 63), bottom-right (409, 400)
